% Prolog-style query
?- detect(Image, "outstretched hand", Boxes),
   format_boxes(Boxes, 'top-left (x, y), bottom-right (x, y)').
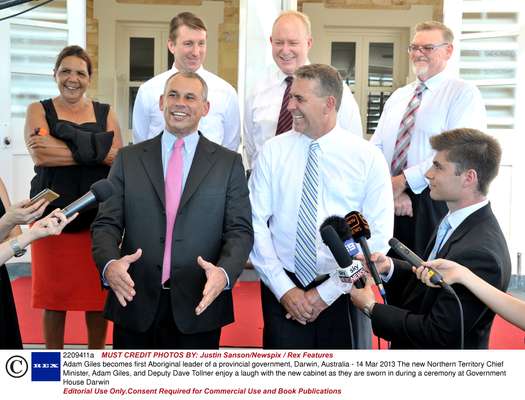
top-left (195, 256), bottom-right (227, 316)
top-left (105, 249), bottom-right (142, 307)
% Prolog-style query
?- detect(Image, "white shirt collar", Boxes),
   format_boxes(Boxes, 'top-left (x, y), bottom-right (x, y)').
top-left (418, 69), bottom-right (450, 92)
top-left (446, 199), bottom-right (489, 231)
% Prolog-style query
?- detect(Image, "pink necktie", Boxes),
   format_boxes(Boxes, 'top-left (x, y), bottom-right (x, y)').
top-left (161, 138), bottom-right (184, 284)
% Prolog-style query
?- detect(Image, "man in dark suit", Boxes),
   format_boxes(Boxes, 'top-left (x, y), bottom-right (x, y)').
top-left (351, 128), bottom-right (511, 349)
top-left (91, 71), bottom-right (253, 349)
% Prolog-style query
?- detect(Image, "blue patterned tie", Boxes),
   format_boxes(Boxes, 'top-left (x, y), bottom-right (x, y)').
top-left (428, 217), bottom-right (451, 260)
top-left (295, 141), bottom-right (320, 287)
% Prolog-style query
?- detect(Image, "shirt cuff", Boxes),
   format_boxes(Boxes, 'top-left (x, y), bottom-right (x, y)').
top-left (316, 273), bottom-right (347, 306)
top-left (271, 269), bottom-right (297, 301)
top-left (218, 267), bottom-right (231, 290)
top-left (403, 165), bottom-right (428, 194)
top-left (380, 257), bottom-right (395, 283)
top-left (101, 259), bottom-right (117, 287)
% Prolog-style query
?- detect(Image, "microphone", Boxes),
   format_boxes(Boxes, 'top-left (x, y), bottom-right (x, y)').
top-left (345, 211), bottom-right (386, 299)
top-left (320, 225), bottom-right (366, 288)
top-left (320, 215), bottom-right (360, 256)
top-left (61, 179), bottom-right (114, 218)
top-left (388, 238), bottom-right (447, 288)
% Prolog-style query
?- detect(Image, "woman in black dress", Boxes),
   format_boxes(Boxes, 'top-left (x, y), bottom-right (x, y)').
top-left (24, 45), bottom-right (122, 349)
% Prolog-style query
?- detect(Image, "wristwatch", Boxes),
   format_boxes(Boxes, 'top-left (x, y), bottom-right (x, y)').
top-left (362, 301), bottom-right (376, 319)
top-left (9, 238), bottom-right (27, 257)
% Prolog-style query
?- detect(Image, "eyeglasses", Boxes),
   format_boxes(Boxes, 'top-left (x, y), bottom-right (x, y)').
top-left (408, 43), bottom-right (449, 54)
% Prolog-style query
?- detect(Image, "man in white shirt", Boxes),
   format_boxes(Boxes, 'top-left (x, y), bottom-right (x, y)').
top-left (249, 64), bottom-right (393, 349)
top-left (371, 21), bottom-right (486, 257)
top-left (244, 10), bottom-right (362, 168)
top-left (132, 12), bottom-right (240, 151)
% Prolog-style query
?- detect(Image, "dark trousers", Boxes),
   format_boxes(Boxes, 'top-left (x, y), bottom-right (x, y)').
top-left (260, 271), bottom-right (365, 349)
top-left (390, 187), bottom-right (448, 258)
top-left (113, 290), bottom-right (221, 349)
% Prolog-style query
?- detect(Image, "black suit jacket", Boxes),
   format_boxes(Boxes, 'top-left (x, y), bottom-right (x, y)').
top-left (371, 203), bottom-right (511, 349)
top-left (91, 134), bottom-right (253, 334)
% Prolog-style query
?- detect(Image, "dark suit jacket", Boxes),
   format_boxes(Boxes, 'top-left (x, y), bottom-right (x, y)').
top-left (371, 203), bottom-right (511, 349)
top-left (91, 133), bottom-right (253, 334)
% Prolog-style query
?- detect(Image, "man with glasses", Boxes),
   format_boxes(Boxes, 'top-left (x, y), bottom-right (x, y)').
top-left (370, 21), bottom-right (486, 257)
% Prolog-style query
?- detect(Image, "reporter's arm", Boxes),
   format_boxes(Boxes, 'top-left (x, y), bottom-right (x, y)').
top-left (417, 259), bottom-right (525, 331)
top-left (0, 210), bottom-right (73, 264)
top-left (0, 179), bottom-right (48, 240)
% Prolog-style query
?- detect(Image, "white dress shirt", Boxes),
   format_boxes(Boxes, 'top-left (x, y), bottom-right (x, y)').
top-left (370, 70), bottom-right (487, 194)
top-left (133, 65), bottom-right (241, 151)
top-left (249, 125), bottom-right (394, 305)
top-left (244, 65), bottom-right (363, 168)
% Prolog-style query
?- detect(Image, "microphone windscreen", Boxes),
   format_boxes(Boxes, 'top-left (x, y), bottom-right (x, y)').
top-left (90, 179), bottom-right (114, 202)
top-left (321, 225), bottom-right (353, 267)
top-left (345, 211), bottom-right (371, 240)
top-left (320, 215), bottom-right (351, 241)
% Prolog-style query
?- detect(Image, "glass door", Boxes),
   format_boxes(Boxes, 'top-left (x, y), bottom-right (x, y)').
top-left (329, 29), bottom-right (407, 137)
top-left (116, 23), bottom-right (169, 144)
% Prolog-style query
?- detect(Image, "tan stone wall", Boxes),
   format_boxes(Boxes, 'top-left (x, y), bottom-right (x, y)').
top-left (86, 0), bottom-right (98, 97)
top-left (299, 0), bottom-right (443, 21)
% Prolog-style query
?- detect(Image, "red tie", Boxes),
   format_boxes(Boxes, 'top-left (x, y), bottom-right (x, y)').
top-left (275, 76), bottom-right (294, 135)
top-left (390, 82), bottom-right (426, 176)
top-left (161, 138), bottom-right (184, 285)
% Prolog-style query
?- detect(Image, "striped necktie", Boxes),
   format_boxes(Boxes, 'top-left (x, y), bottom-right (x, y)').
top-left (428, 217), bottom-right (451, 261)
top-left (390, 82), bottom-right (427, 176)
top-left (275, 76), bottom-right (294, 135)
top-left (294, 141), bottom-right (320, 287)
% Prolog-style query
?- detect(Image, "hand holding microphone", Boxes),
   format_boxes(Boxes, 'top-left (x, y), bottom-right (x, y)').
top-left (60, 178), bottom-right (114, 218)
top-left (388, 237), bottom-right (447, 288)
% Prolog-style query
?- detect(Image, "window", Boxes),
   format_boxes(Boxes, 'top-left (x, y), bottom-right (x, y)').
top-left (9, 0), bottom-right (68, 118)
top-left (453, 1), bottom-right (524, 133)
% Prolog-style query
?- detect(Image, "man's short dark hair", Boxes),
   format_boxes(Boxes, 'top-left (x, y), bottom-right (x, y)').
top-left (164, 71), bottom-right (208, 101)
top-left (169, 12), bottom-right (207, 43)
top-left (430, 128), bottom-right (501, 195)
top-left (294, 64), bottom-right (343, 111)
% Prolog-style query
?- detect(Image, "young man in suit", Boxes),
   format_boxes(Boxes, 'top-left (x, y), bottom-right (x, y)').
top-left (351, 128), bottom-right (511, 349)
top-left (92, 72), bottom-right (253, 349)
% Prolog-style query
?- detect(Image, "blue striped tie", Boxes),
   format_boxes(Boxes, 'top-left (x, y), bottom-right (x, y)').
top-left (295, 141), bottom-right (320, 287)
top-left (428, 217), bottom-right (451, 260)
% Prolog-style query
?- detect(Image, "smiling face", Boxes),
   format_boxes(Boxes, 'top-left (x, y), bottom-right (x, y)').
top-left (168, 25), bottom-right (207, 72)
top-left (54, 56), bottom-right (90, 102)
top-left (287, 77), bottom-right (333, 139)
top-left (160, 74), bottom-right (209, 137)
top-left (270, 15), bottom-right (312, 76)
top-left (410, 29), bottom-right (452, 81)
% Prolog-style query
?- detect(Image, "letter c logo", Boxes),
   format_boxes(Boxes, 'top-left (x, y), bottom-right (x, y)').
top-left (6, 356), bottom-right (28, 378)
